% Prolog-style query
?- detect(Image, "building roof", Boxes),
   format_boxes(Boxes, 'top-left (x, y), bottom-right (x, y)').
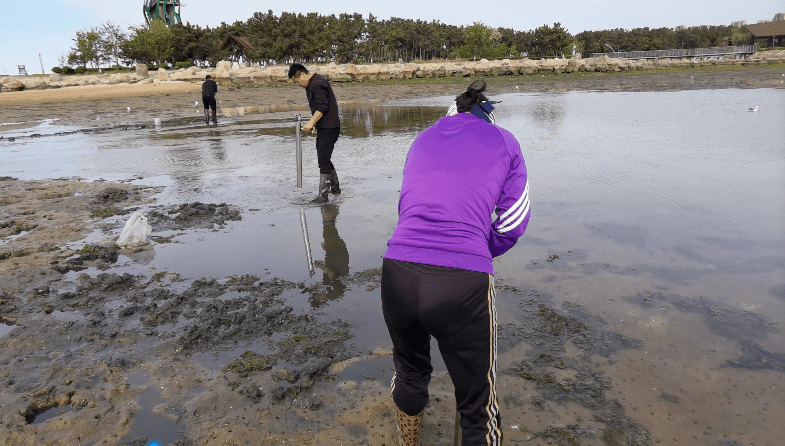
top-left (218, 33), bottom-right (256, 51)
top-left (744, 20), bottom-right (785, 37)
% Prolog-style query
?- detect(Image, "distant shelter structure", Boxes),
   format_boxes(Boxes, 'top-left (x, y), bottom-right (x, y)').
top-left (218, 34), bottom-right (257, 64)
top-left (744, 19), bottom-right (785, 47)
top-left (591, 45), bottom-right (758, 61)
top-left (143, 0), bottom-right (182, 27)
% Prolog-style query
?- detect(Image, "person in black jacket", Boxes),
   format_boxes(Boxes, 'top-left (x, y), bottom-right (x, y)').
top-left (201, 75), bottom-right (218, 124)
top-left (288, 63), bottom-right (341, 204)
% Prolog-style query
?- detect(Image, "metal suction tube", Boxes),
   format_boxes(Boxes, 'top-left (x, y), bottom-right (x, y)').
top-left (295, 114), bottom-right (303, 188)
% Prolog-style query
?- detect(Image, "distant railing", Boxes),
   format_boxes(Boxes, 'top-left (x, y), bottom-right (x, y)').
top-left (591, 45), bottom-right (758, 60)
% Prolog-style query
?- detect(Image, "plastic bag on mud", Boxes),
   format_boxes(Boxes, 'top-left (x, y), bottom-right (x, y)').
top-left (116, 211), bottom-right (152, 248)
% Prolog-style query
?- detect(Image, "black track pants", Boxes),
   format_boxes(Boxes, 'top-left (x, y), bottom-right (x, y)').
top-left (202, 95), bottom-right (216, 112)
top-left (315, 127), bottom-right (340, 174)
top-left (381, 258), bottom-right (502, 446)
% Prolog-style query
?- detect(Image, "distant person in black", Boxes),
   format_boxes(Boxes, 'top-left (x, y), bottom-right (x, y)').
top-left (202, 75), bottom-right (218, 124)
top-left (288, 63), bottom-right (341, 204)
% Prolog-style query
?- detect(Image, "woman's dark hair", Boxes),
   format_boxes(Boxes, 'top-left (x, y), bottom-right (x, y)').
top-left (288, 63), bottom-right (309, 79)
top-left (455, 80), bottom-right (488, 113)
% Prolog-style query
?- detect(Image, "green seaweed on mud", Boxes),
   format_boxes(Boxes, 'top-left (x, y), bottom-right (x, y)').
top-left (537, 426), bottom-right (580, 446)
top-left (537, 304), bottom-right (587, 336)
top-left (594, 413), bottom-right (653, 446)
top-left (89, 207), bottom-right (123, 219)
top-left (225, 350), bottom-right (276, 377)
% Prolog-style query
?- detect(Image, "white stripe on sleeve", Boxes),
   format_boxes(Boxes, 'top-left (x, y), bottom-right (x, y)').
top-left (497, 182), bottom-right (529, 232)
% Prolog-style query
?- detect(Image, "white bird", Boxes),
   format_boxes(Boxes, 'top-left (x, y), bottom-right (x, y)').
top-left (749, 106), bottom-right (758, 112)
top-left (194, 101), bottom-right (198, 106)
top-left (691, 75), bottom-right (693, 79)
top-left (515, 85), bottom-right (519, 89)
top-left (126, 107), bottom-right (131, 112)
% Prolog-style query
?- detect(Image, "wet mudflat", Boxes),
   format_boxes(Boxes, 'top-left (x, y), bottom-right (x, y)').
top-left (1, 73), bottom-right (784, 446)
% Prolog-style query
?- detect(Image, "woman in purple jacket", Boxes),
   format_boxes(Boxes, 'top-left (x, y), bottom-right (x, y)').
top-left (382, 80), bottom-right (530, 446)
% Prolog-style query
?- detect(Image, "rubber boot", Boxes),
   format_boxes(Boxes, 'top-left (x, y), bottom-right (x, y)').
top-left (393, 408), bottom-right (423, 446)
top-left (204, 109), bottom-right (210, 124)
top-left (211, 108), bottom-right (217, 124)
top-left (329, 169), bottom-right (341, 194)
top-left (311, 174), bottom-right (331, 204)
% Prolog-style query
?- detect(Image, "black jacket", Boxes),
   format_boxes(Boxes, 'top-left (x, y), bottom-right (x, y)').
top-left (306, 74), bottom-right (340, 129)
top-left (202, 79), bottom-right (218, 97)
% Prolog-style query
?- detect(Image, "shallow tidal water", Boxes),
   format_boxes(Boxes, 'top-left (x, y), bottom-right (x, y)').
top-left (2, 88), bottom-right (784, 445)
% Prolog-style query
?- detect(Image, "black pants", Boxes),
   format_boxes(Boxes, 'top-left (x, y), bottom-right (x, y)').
top-left (202, 95), bottom-right (216, 113)
top-left (315, 127), bottom-right (340, 174)
top-left (381, 258), bottom-right (502, 446)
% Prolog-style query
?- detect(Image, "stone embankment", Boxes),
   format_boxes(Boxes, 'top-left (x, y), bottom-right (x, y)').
top-left (2, 50), bottom-right (784, 93)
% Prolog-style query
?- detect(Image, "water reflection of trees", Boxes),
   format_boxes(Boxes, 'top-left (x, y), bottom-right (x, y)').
top-left (309, 204), bottom-right (350, 309)
top-left (523, 99), bottom-right (566, 133)
top-left (223, 105), bottom-right (444, 138)
top-left (340, 106), bottom-right (444, 138)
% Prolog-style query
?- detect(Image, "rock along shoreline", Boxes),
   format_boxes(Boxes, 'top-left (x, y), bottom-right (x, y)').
top-left (2, 50), bottom-right (784, 93)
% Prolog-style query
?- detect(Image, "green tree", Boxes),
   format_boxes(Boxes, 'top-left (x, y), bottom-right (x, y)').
top-left (123, 20), bottom-right (173, 67)
top-left (68, 29), bottom-right (101, 68)
top-left (99, 21), bottom-right (127, 69)
top-left (531, 23), bottom-right (571, 57)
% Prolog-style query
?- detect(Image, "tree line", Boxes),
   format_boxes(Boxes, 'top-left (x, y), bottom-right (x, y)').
top-left (62, 11), bottom-right (753, 71)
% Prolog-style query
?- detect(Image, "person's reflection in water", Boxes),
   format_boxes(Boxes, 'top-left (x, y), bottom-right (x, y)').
top-left (310, 204), bottom-right (349, 308)
top-left (207, 130), bottom-right (226, 162)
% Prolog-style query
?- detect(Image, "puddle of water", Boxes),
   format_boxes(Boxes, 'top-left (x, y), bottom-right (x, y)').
top-left (28, 404), bottom-right (73, 424)
top-left (127, 370), bottom-right (151, 386)
top-left (121, 387), bottom-right (184, 446)
top-left (0, 322), bottom-right (14, 338)
top-left (193, 338), bottom-right (274, 371)
top-left (216, 290), bottom-right (245, 301)
top-left (337, 354), bottom-right (394, 383)
top-left (121, 369), bottom-right (185, 445)
top-left (50, 310), bottom-right (85, 323)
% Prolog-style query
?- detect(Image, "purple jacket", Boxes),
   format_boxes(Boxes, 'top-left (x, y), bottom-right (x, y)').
top-left (384, 113), bottom-right (530, 274)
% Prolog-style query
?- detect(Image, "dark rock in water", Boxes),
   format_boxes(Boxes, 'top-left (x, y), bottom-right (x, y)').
top-left (270, 385), bottom-right (286, 400)
top-left (301, 358), bottom-right (332, 380)
top-left (239, 385), bottom-right (265, 403)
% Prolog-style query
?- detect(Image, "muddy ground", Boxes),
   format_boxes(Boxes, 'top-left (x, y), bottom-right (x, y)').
top-left (2, 67), bottom-right (783, 445)
top-left (0, 177), bottom-right (661, 446)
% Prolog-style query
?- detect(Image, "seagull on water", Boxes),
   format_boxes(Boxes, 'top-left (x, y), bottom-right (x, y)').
top-left (749, 106), bottom-right (758, 112)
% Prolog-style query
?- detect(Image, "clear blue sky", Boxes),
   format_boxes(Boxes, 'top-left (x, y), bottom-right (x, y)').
top-left (1, 0), bottom-right (782, 75)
